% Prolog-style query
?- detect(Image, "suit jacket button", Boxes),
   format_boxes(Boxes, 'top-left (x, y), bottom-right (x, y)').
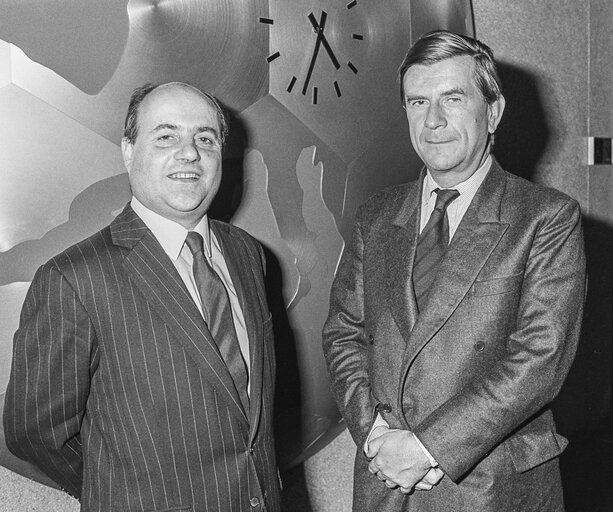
top-left (250, 496), bottom-right (260, 507)
top-left (474, 342), bottom-right (485, 352)
top-left (368, 335), bottom-right (374, 345)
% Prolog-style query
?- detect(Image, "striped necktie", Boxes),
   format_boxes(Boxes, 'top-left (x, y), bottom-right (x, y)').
top-left (412, 188), bottom-right (460, 311)
top-left (185, 231), bottom-right (249, 412)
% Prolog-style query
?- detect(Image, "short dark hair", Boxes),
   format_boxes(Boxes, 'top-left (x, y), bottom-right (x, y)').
top-left (122, 82), bottom-right (229, 147)
top-left (398, 30), bottom-right (502, 105)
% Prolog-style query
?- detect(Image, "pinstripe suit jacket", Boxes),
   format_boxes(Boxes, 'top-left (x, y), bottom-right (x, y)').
top-left (3, 205), bottom-right (281, 512)
top-left (324, 160), bottom-right (586, 511)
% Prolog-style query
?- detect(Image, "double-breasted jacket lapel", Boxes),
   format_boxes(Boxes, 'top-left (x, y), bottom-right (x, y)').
top-left (401, 163), bottom-right (510, 370)
top-left (109, 205), bottom-right (249, 426)
top-left (212, 221), bottom-right (266, 443)
top-left (384, 177), bottom-right (422, 344)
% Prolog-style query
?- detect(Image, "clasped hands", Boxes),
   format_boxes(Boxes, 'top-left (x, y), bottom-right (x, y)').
top-left (366, 427), bottom-right (444, 494)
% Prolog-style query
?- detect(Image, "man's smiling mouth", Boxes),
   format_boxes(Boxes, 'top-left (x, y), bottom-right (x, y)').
top-left (169, 172), bottom-right (200, 179)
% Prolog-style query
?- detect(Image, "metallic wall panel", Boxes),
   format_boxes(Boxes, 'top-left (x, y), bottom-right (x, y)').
top-left (0, 0), bottom-right (129, 94)
top-left (0, 0), bottom-right (474, 483)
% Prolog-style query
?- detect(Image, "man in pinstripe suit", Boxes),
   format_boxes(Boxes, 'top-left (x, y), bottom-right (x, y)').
top-left (4, 82), bottom-right (281, 511)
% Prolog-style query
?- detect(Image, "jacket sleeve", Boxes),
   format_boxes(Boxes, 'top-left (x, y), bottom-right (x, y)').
top-left (3, 263), bottom-right (94, 498)
top-left (414, 198), bottom-right (586, 481)
top-left (322, 215), bottom-right (379, 449)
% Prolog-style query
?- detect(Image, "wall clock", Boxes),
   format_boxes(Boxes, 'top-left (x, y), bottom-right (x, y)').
top-left (256, 0), bottom-right (415, 166)
top-left (260, 1), bottom-right (364, 106)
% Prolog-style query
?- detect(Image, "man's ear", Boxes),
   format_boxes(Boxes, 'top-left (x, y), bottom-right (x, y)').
top-left (487, 94), bottom-right (506, 134)
top-left (121, 137), bottom-right (134, 173)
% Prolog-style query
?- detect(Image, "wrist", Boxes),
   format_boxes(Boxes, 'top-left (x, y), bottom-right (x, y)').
top-left (412, 433), bottom-right (438, 467)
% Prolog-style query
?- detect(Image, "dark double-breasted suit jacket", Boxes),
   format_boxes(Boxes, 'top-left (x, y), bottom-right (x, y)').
top-left (4, 205), bottom-right (281, 512)
top-left (323, 160), bottom-right (586, 511)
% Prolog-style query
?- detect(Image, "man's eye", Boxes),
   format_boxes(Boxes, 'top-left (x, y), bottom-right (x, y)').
top-left (196, 136), bottom-right (218, 147)
top-left (407, 99), bottom-right (428, 108)
top-left (446, 96), bottom-right (462, 104)
top-left (156, 134), bottom-right (176, 145)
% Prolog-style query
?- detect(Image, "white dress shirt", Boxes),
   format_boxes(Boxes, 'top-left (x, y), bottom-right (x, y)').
top-left (131, 198), bottom-right (251, 392)
top-left (366, 156), bottom-right (493, 464)
top-left (420, 155), bottom-right (492, 239)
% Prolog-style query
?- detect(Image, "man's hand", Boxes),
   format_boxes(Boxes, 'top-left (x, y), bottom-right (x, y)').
top-left (410, 467), bottom-right (445, 493)
top-left (368, 425), bottom-right (394, 443)
top-left (367, 430), bottom-right (432, 491)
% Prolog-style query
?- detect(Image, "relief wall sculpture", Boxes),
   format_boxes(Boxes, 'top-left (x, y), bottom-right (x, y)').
top-left (0, 0), bottom-right (473, 486)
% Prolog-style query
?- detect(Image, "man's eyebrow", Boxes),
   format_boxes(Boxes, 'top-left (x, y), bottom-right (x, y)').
top-left (195, 126), bottom-right (220, 138)
top-left (150, 124), bottom-right (220, 139)
top-left (404, 93), bottom-right (428, 102)
top-left (442, 87), bottom-right (466, 96)
top-left (405, 87), bottom-right (467, 102)
top-left (151, 123), bottom-right (178, 133)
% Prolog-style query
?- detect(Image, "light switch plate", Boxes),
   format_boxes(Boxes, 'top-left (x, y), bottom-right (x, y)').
top-left (587, 137), bottom-right (613, 165)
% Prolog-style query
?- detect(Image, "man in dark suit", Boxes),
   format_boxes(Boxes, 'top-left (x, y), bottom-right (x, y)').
top-left (323, 31), bottom-right (586, 511)
top-left (4, 82), bottom-right (281, 511)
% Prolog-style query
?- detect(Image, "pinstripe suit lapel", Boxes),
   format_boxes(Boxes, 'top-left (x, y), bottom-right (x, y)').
top-left (212, 222), bottom-right (265, 438)
top-left (402, 163), bottom-right (510, 368)
top-left (110, 205), bottom-right (249, 425)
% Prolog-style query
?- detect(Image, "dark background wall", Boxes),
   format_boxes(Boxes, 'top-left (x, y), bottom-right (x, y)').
top-left (473, 2), bottom-right (612, 511)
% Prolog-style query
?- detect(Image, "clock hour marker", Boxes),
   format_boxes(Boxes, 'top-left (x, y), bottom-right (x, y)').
top-left (267, 51), bottom-right (281, 63)
top-left (346, 0), bottom-right (357, 9)
top-left (352, 34), bottom-right (364, 40)
top-left (259, 17), bottom-right (274, 24)
top-left (313, 87), bottom-right (318, 105)
top-left (287, 76), bottom-right (297, 93)
top-left (348, 61), bottom-right (358, 74)
top-left (334, 81), bottom-right (341, 98)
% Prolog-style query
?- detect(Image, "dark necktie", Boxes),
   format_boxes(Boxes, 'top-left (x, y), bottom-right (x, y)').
top-left (185, 231), bottom-right (249, 412)
top-left (412, 188), bottom-right (460, 311)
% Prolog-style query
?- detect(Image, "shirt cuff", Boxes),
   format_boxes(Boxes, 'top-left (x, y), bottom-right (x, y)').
top-left (363, 413), bottom-right (390, 454)
top-left (413, 433), bottom-right (438, 467)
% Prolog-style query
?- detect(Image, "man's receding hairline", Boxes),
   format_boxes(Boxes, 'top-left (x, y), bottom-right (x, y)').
top-left (138, 83), bottom-right (222, 134)
top-left (143, 82), bottom-right (215, 105)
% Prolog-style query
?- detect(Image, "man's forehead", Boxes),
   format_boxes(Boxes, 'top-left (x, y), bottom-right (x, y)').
top-left (143, 84), bottom-right (211, 110)
top-left (139, 87), bottom-right (218, 128)
top-left (403, 56), bottom-right (476, 91)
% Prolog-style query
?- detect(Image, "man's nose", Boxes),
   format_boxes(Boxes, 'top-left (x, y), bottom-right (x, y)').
top-left (175, 140), bottom-right (200, 162)
top-left (424, 103), bottom-right (447, 130)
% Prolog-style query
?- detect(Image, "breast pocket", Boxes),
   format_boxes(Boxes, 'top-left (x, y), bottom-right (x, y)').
top-left (471, 273), bottom-right (523, 297)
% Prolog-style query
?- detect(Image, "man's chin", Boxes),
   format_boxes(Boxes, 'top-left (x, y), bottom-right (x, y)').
top-left (423, 161), bottom-right (459, 174)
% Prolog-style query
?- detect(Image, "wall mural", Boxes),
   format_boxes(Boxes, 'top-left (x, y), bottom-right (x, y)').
top-left (0, 0), bottom-right (473, 486)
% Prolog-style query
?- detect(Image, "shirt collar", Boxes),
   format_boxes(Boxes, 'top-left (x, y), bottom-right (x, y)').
top-left (130, 197), bottom-right (211, 260)
top-left (424, 154), bottom-right (492, 198)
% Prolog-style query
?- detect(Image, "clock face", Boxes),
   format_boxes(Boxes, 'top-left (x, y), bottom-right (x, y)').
top-left (258, 1), bottom-right (412, 161)
top-left (259, 1), bottom-right (364, 106)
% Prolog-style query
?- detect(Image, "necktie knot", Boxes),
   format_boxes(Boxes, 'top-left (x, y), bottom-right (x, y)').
top-left (433, 188), bottom-right (460, 212)
top-left (185, 231), bottom-right (205, 257)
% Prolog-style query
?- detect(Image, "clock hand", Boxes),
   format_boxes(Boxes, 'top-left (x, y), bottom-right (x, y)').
top-left (319, 32), bottom-right (341, 69)
top-left (302, 12), bottom-right (325, 95)
top-left (308, 11), bottom-right (325, 30)
top-left (308, 12), bottom-right (340, 70)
